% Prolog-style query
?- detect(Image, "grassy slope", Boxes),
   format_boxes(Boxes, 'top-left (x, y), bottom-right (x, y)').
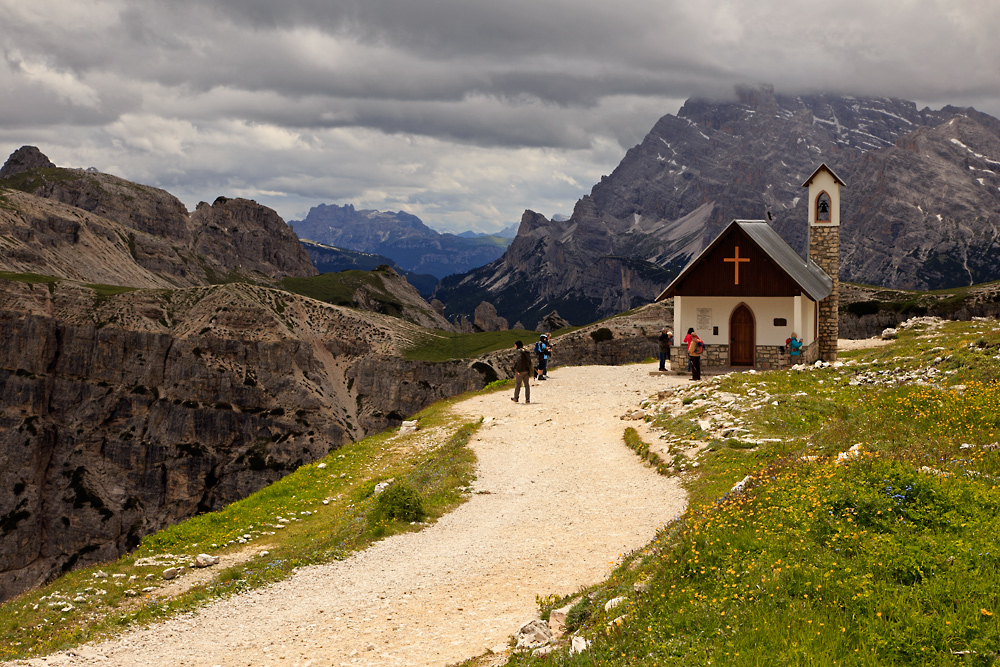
top-left (0, 271), bottom-right (140, 296)
top-left (843, 280), bottom-right (1000, 318)
top-left (512, 319), bottom-right (1000, 666)
top-left (0, 398), bottom-right (482, 661)
top-left (280, 269), bottom-right (400, 307)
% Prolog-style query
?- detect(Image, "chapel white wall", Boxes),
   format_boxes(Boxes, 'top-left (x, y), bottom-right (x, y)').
top-left (673, 295), bottom-right (818, 346)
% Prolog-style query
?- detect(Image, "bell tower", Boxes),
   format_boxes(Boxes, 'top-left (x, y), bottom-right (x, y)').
top-left (803, 163), bottom-right (844, 362)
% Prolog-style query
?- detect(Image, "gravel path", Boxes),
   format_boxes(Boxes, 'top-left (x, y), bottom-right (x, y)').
top-left (16, 363), bottom-right (688, 667)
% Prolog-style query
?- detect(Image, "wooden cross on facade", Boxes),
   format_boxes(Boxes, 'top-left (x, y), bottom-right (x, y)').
top-left (724, 246), bottom-right (750, 285)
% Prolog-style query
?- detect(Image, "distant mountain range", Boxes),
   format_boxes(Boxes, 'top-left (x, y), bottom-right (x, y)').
top-left (290, 204), bottom-right (514, 279)
top-left (434, 85), bottom-right (1000, 326)
top-left (299, 239), bottom-right (439, 298)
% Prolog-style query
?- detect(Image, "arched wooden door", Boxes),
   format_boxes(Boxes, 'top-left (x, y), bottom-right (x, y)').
top-left (730, 304), bottom-right (755, 366)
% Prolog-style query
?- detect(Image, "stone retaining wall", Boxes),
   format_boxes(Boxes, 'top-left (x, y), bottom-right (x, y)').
top-left (668, 342), bottom-right (821, 370)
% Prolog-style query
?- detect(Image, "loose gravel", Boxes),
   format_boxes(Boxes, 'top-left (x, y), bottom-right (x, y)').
top-left (13, 363), bottom-right (688, 667)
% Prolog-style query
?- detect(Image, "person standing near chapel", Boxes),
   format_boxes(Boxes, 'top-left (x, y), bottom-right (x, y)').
top-left (512, 340), bottom-right (532, 404)
top-left (686, 329), bottom-right (703, 381)
top-left (683, 327), bottom-right (695, 375)
top-left (658, 328), bottom-right (673, 371)
top-left (788, 332), bottom-right (803, 361)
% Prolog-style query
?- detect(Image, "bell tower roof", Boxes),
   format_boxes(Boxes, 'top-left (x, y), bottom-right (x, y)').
top-left (802, 163), bottom-right (846, 188)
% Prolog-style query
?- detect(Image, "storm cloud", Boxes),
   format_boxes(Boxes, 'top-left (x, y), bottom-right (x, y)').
top-left (2, 0), bottom-right (998, 232)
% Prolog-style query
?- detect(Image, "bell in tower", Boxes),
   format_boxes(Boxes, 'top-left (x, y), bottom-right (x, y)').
top-left (817, 193), bottom-right (831, 221)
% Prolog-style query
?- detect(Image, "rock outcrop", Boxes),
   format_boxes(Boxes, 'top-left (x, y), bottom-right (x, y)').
top-left (0, 146), bottom-right (55, 179)
top-left (435, 87), bottom-right (1000, 325)
top-left (473, 301), bottom-right (508, 332)
top-left (0, 148), bottom-right (493, 602)
top-left (535, 311), bottom-right (570, 333)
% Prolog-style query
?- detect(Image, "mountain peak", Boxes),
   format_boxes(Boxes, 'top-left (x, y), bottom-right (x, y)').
top-left (435, 89), bottom-right (1000, 326)
top-left (0, 146), bottom-right (56, 180)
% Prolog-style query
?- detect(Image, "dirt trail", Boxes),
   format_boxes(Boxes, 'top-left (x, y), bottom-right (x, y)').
top-left (15, 363), bottom-right (688, 667)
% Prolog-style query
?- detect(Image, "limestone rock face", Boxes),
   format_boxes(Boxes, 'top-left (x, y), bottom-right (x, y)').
top-left (190, 198), bottom-right (316, 280)
top-left (0, 151), bottom-right (492, 602)
top-left (473, 301), bottom-right (508, 332)
top-left (0, 280), bottom-right (490, 602)
top-left (535, 311), bottom-right (569, 333)
top-left (435, 88), bottom-right (1000, 325)
top-left (0, 146), bottom-right (55, 179)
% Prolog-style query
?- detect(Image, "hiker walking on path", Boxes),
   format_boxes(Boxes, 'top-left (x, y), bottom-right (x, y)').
top-left (686, 329), bottom-right (703, 381)
top-left (658, 328), bottom-right (673, 371)
top-left (512, 340), bottom-right (532, 403)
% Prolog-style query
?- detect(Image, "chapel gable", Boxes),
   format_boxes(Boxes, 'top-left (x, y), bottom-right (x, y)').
top-left (664, 224), bottom-right (802, 298)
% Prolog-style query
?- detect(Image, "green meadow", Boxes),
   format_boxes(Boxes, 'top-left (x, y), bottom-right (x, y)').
top-left (514, 318), bottom-right (1000, 666)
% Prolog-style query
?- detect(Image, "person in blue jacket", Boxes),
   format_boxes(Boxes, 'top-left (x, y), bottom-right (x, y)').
top-left (534, 334), bottom-right (550, 380)
top-left (788, 333), bottom-right (803, 360)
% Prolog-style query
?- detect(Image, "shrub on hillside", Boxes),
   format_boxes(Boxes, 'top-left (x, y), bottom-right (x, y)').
top-left (367, 483), bottom-right (425, 531)
top-left (590, 327), bottom-right (614, 343)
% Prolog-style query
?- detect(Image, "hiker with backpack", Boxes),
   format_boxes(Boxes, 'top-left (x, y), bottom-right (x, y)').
top-left (511, 340), bottom-right (532, 404)
top-left (657, 328), bottom-right (673, 371)
top-left (686, 329), bottom-right (704, 381)
top-left (787, 332), bottom-right (803, 362)
top-left (534, 334), bottom-right (550, 380)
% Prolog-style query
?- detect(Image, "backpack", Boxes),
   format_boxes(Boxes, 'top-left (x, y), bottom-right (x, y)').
top-left (688, 338), bottom-right (703, 355)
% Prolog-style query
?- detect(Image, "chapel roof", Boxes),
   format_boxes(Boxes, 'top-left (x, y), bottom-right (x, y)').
top-left (656, 220), bottom-right (833, 301)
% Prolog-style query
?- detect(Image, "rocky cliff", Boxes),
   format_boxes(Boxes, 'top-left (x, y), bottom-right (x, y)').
top-left (0, 148), bottom-right (486, 601)
top-left (0, 148), bottom-right (317, 288)
top-left (435, 87), bottom-right (1000, 325)
top-left (291, 203), bottom-right (512, 279)
top-left (0, 279), bottom-right (491, 601)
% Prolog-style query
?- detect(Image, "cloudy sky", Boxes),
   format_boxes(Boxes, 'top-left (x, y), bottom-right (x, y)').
top-left (2, 1), bottom-right (999, 233)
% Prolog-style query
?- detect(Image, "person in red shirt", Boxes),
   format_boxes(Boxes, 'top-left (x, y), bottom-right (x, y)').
top-left (686, 329), bottom-right (703, 380)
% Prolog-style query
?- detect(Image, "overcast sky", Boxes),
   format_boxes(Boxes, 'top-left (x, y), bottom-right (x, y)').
top-left (2, 1), bottom-right (998, 233)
